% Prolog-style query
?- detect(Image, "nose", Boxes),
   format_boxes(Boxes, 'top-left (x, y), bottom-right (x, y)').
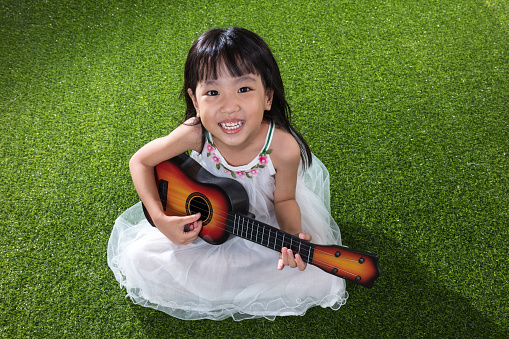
top-left (220, 93), bottom-right (240, 114)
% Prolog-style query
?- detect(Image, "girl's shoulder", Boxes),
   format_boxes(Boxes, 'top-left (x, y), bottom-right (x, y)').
top-left (150, 118), bottom-right (203, 156)
top-left (129, 118), bottom-right (203, 168)
top-left (270, 126), bottom-right (301, 169)
top-left (162, 118), bottom-right (204, 153)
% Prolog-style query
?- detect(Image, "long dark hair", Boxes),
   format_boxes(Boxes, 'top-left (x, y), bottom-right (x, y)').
top-left (181, 27), bottom-right (312, 167)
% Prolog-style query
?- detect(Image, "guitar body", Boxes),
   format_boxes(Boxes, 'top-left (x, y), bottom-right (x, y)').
top-left (143, 153), bottom-right (381, 288)
top-left (143, 153), bottom-right (250, 245)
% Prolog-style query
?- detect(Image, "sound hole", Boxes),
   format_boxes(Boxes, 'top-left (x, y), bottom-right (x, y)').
top-left (186, 192), bottom-right (212, 225)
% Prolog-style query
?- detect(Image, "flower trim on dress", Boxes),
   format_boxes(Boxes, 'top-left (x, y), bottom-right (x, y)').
top-left (205, 141), bottom-right (272, 179)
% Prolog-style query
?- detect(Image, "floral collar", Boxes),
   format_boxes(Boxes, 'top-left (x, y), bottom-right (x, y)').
top-left (205, 123), bottom-right (274, 179)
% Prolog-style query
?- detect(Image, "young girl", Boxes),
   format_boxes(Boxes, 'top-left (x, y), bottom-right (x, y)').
top-left (107, 27), bottom-right (348, 321)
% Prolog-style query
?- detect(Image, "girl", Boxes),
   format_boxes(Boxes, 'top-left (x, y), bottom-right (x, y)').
top-left (107, 27), bottom-right (348, 321)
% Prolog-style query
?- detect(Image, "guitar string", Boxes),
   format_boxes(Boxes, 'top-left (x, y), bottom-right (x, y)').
top-left (158, 190), bottom-right (319, 255)
top-left (222, 214), bottom-right (370, 279)
top-left (158, 189), bottom-right (365, 265)
top-left (157, 196), bottom-right (312, 255)
top-left (156, 190), bottom-right (364, 267)
top-left (152, 204), bottom-right (369, 279)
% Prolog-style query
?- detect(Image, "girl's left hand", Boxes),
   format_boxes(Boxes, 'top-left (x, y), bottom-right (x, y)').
top-left (277, 233), bottom-right (312, 271)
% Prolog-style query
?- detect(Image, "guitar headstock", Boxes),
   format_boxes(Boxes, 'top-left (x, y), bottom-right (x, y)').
top-left (311, 244), bottom-right (381, 288)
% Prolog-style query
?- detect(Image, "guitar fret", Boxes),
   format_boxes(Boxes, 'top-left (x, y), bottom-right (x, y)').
top-left (268, 228), bottom-right (272, 249)
top-left (236, 215), bottom-right (239, 236)
top-left (240, 216), bottom-right (243, 237)
top-left (271, 229), bottom-right (275, 249)
top-left (228, 214), bottom-right (314, 264)
top-left (237, 216), bottom-right (240, 237)
top-left (241, 216), bottom-right (245, 238)
top-left (249, 219), bottom-right (252, 240)
top-left (249, 219), bottom-right (253, 241)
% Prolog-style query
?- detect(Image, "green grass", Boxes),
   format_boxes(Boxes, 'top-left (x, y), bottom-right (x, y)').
top-left (1, 0), bottom-right (508, 337)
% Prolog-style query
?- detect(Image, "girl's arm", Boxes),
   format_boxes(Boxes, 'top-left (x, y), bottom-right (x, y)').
top-left (271, 130), bottom-right (311, 271)
top-left (129, 119), bottom-right (204, 244)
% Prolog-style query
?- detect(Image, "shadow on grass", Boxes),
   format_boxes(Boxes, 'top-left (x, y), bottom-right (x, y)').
top-left (333, 222), bottom-right (507, 338)
top-left (126, 223), bottom-right (507, 338)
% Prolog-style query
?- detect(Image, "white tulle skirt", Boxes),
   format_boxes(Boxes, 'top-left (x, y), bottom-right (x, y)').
top-left (107, 154), bottom-right (348, 321)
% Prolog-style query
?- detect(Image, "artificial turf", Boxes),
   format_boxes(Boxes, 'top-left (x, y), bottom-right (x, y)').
top-left (1, 0), bottom-right (508, 337)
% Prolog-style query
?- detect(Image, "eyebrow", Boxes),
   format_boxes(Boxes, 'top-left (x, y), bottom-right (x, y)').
top-left (201, 75), bottom-right (257, 87)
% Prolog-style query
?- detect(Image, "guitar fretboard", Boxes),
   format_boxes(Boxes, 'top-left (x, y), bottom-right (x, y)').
top-left (225, 212), bottom-right (315, 263)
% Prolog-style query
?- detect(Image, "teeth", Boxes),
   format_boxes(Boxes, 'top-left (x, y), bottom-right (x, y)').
top-left (220, 121), bottom-right (244, 130)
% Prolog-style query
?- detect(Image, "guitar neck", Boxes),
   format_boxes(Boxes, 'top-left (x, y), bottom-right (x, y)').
top-left (225, 212), bottom-right (315, 263)
top-left (148, 153), bottom-right (381, 287)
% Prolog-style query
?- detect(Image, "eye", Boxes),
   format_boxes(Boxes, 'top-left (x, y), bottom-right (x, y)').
top-left (238, 87), bottom-right (251, 93)
top-left (206, 90), bottom-right (219, 96)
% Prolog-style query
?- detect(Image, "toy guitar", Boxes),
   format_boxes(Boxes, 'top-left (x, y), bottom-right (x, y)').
top-left (143, 153), bottom-right (381, 288)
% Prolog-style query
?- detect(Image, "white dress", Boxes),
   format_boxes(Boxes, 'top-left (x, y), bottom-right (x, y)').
top-left (107, 122), bottom-right (348, 321)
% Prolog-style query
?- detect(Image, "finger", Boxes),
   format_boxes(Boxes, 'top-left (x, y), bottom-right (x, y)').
top-left (182, 213), bottom-right (201, 232)
top-left (181, 213), bottom-right (201, 226)
top-left (299, 233), bottom-right (312, 241)
top-left (277, 257), bottom-right (284, 270)
top-left (295, 253), bottom-right (307, 271)
top-left (286, 249), bottom-right (297, 268)
top-left (281, 247), bottom-right (289, 266)
top-left (191, 220), bottom-right (203, 233)
top-left (185, 219), bottom-right (200, 232)
top-left (183, 220), bottom-right (202, 241)
top-left (176, 221), bottom-right (201, 245)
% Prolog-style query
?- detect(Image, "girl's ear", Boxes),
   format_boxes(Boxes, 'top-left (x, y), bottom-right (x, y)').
top-left (265, 89), bottom-right (274, 111)
top-left (187, 88), bottom-right (200, 116)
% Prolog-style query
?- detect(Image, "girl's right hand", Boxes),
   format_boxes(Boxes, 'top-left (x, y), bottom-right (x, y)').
top-left (153, 213), bottom-right (203, 245)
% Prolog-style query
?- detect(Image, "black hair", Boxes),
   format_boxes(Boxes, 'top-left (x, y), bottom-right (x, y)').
top-left (181, 27), bottom-right (312, 167)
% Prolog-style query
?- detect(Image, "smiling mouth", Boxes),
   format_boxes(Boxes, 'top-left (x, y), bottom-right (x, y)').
top-left (219, 121), bottom-right (244, 130)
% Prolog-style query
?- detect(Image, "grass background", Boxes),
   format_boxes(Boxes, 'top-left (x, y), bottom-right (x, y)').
top-left (1, 0), bottom-right (508, 337)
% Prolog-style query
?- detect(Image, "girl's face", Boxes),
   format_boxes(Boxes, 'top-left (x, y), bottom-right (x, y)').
top-left (188, 66), bottom-right (273, 151)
